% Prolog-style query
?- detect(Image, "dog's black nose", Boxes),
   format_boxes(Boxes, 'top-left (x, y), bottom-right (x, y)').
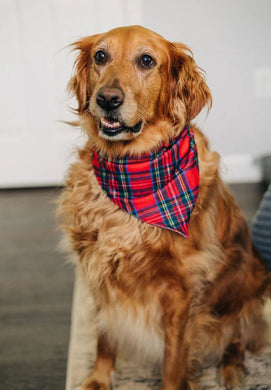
top-left (96, 87), bottom-right (124, 112)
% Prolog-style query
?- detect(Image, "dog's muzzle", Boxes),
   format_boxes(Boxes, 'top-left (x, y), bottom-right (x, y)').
top-left (96, 86), bottom-right (142, 137)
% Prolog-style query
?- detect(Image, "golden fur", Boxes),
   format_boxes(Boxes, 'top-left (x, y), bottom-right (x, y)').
top-left (59, 26), bottom-right (270, 390)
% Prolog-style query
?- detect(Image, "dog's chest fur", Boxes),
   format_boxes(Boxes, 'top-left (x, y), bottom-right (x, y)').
top-left (61, 152), bottom-right (186, 361)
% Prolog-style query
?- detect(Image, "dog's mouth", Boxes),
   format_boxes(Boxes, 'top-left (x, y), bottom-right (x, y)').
top-left (100, 118), bottom-right (142, 138)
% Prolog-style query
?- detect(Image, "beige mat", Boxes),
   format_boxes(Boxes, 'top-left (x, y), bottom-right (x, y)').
top-left (66, 267), bottom-right (271, 390)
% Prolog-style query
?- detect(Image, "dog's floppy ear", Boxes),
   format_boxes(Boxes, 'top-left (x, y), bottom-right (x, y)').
top-left (68, 35), bottom-right (100, 114)
top-left (168, 42), bottom-right (212, 123)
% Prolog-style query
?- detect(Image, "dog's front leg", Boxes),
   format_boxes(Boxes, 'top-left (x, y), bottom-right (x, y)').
top-left (161, 291), bottom-right (192, 390)
top-left (81, 333), bottom-right (116, 390)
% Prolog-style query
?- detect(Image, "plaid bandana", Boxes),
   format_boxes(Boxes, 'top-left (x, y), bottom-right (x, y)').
top-left (92, 126), bottom-right (199, 238)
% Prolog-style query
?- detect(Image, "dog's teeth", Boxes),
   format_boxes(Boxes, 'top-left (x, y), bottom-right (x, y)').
top-left (101, 118), bottom-right (122, 129)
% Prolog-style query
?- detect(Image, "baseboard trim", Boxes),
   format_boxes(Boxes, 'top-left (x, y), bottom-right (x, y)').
top-left (221, 154), bottom-right (262, 183)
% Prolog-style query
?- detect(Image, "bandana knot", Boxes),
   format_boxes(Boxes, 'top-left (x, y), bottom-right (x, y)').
top-left (93, 126), bottom-right (199, 238)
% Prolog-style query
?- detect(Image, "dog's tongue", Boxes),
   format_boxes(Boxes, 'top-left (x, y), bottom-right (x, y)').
top-left (101, 118), bottom-right (122, 129)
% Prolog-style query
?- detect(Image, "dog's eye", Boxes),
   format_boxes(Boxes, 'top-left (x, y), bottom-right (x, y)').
top-left (138, 54), bottom-right (155, 69)
top-left (94, 50), bottom-right (107, 65)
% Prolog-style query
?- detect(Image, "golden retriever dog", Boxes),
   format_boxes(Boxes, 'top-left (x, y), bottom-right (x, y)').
top-left (59, 26), bottom-right (270, 390)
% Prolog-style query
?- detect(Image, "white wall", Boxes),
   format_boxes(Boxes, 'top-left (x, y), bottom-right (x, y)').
top-left (0, 0), bottom-right (143, 187)
top-left (0, 0), bottom-right (270, 186)
top-left (142, 0), bottom-right (271, 182)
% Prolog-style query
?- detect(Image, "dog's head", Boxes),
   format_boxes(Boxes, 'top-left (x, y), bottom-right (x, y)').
top-left (69, 25), bottom-right (211, 156)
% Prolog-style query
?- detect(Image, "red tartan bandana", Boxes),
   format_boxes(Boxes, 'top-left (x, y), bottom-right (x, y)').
top-left (92, 126), bottom-right (199, 238)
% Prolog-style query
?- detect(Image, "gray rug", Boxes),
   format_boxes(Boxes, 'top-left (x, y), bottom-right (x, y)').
top-left (66, 267), bottom-right (271, 390)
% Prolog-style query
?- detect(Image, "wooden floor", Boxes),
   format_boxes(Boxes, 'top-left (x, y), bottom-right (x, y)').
top-left (0, 188), bottom-right (74, 390)
top-left (0, 184), bottom-right (266, 390)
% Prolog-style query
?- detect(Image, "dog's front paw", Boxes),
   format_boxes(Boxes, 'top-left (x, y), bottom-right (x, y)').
top-left (81, 377), bottom-right (110, 390)
top-left (81, 373), bottom-right (113, 390)
top-left (219, 363), bottom-right (246, 389)
top-left (81, 379), bottom-right (109, 390)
